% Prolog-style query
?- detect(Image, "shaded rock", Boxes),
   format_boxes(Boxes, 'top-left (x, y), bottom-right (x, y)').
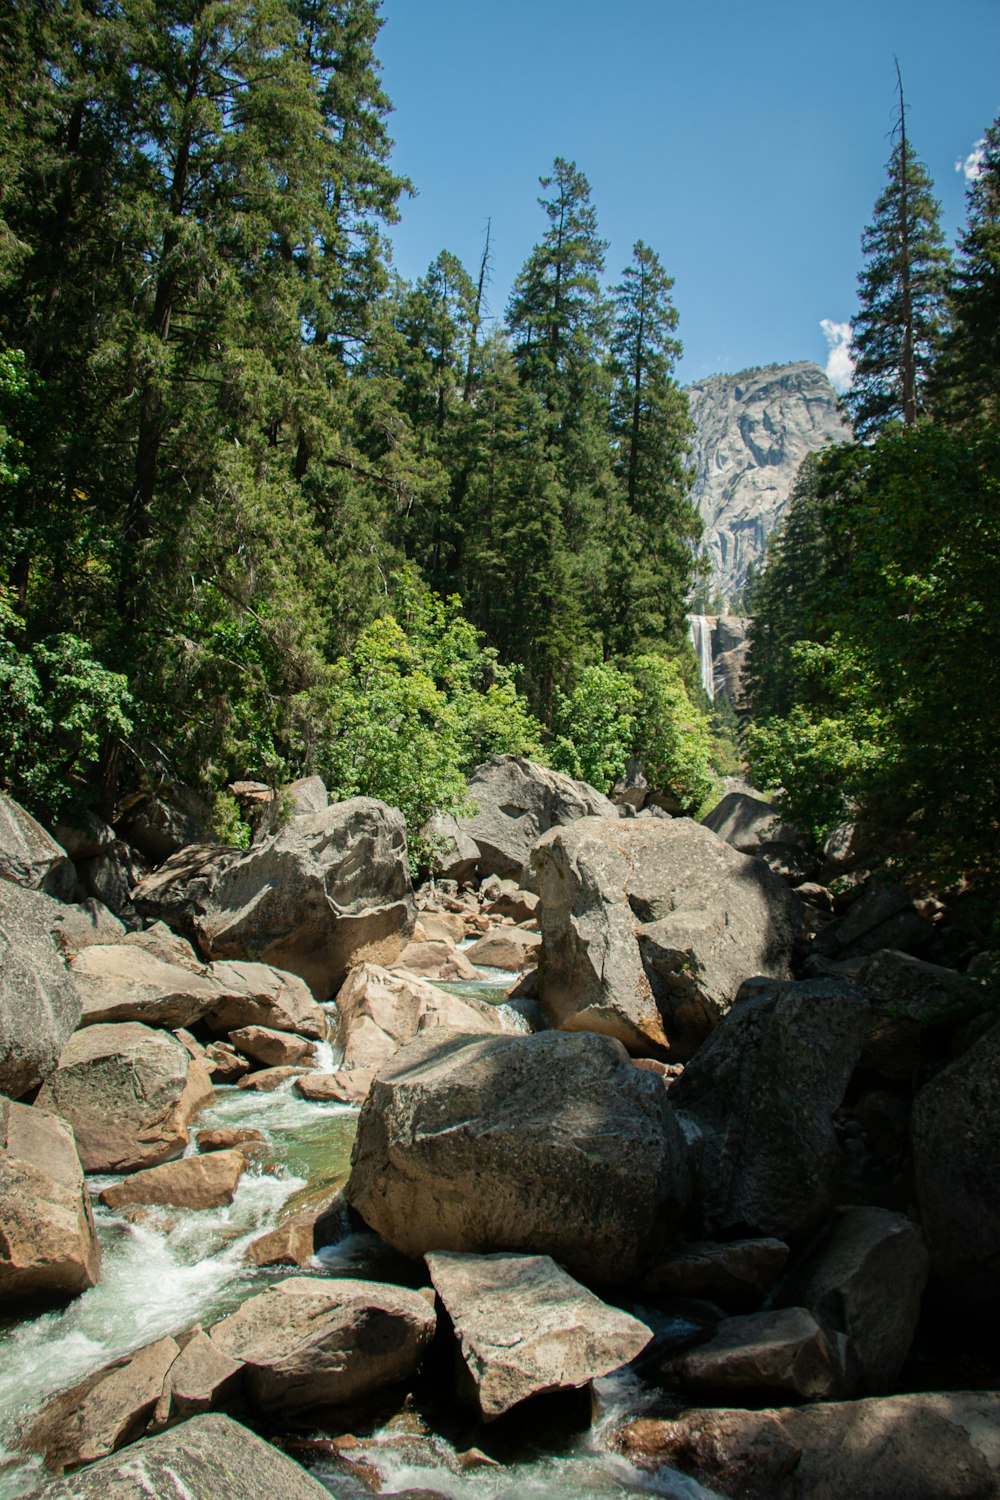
top-left (254, 775), bottom-right (329, 844)
top-left (419, 814), bottom-right (480, 884)
top-left (26, 1411), bottom-right (332, 1499)
top-left (702, 792), bottom-right (806, 854)
top-left (640, 1238), bottom-right (789, 1310)
top-left (618, 1390), bottom-right (1000, 1500)
top-left (816, 883), bottom-right (933, 963)
top-left (191, 799), bottom-right (415, 999)
top-left (52, 811), bottom-right (115, 862)
top-left (99, 1150), bottom-right (245, 1212)
top-left (202, 1041), bottom-right (251, 1083)
top-left (857, 949), bottom-right (975, 1079)
top-left (414, 910), bottom-right (466, 945)
top-left (390, 939), bottom-right (479, 982)
top-left (0, 1099), bottom-right (100, 1304)
top-left (335, 964), bottom-right (506, 1074)
top-left (671, 978), bottom-right (870, 1240)
top-left (121, 922), bottom-right (204, 972)
top-left (132, 844), bottom-right (240, 944)
top-left (0, 883), bottom-right (82, 1099)
top-left (346, 1029), bottom-right (692, 1286)
top-left (774, 1206), bottom-right (928, 1392)
top-left (295, 1070), bottom-right (374, 1105)
top-left (463, 928), bottom-right (541, 971)
top-left (610, 756), bottom-right (648, 813)
top-left (458, 755), bottom-right (616, 880)
top-left (117, 788), bottom-right (213, 863)
top-left (486, 889), bottom-right (540, 924)
top-left (227, 1025), bottom-right (315, 1069)
top-left (912, 1019), bottom-right (1000, 1308)
top-left (46, 900), bottom-right (126, 960)
top-left (209, 1277), bottom-right (435, 1415)
top-left (24, 1334), bottom-right (180, 1473)
top-left (0, 793), bottom-right (75, 897)
top-left (75, 842), bottom-right (143, 924)
top-left (70, 945), bottom-right (228, 1029)
top-left (36, 1023), bottom-right (213, 1173)
top-left (657, 1306), bottom-right (848, 1400)
top-left (426, 1251), bottom-right (651, 1419)
top-left (149, 1329), bottom-right (244, 1431)
top-left (197, 1126), bottom-right (263, 1152)
top-left (531, 816), bottom-right (802, 1061)
top-left (204, 960), bottom-right (327, 1039)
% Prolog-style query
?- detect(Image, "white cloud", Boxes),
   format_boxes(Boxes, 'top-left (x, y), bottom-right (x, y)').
top-left (956, 140), bottom-right (986, 182)
top-left (820, 318), bottom-right (854, 393)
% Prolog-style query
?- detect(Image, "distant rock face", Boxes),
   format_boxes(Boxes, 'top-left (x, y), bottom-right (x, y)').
top-left (687, 362), bottom-right (851, 604)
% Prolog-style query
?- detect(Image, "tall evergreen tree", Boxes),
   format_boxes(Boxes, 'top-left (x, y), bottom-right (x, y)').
top-left (933, 115), bottom-right (1000, 424)
top-left (846, 77), bottom-right (951, 438)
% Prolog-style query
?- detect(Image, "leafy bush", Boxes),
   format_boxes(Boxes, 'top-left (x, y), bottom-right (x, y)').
top-left (550, 664), bottom-right (638, 791)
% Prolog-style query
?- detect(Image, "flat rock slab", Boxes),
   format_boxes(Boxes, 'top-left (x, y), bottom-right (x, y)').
top-left (99, 1150), bottom-right (246, 1212)
top-left (390, 939), bottom-right (479, 982)
top-left (237, 1065), bottom-right (312, 1092)
top-left (0, 1099), bottom-right (101, 1304)
top-left (36, 1023), bottom-right (213, 1174)
top-left (656, 1306), bottom-right (848, 1401)
top-left (25, 1412), bottom-right (333, 1499)
top-left (426, 1251), bottom-right (651, 1419)
top-left (0, 883), bottom-right (82, 1100)
top-left (204, 960), bottom-right (328, 1039)
top-left (209, 1277), bottom-right (435, 1415)
top-left (295, 1070), bottom-right (374, 1105)
top-left (70, 944), bottom-right (227, 1030)
top-left (618, 1390), bottom-right (1000, 1500)
top-left (227, 1025), bottom-right (315, 1068)
top-left (463, 929), bottom-right (541, 971)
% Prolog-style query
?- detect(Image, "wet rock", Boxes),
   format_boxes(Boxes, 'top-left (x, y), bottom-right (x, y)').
top-left (99, 1149), bottom-right (246, 1212)
top-left (243, 1220), bottom-right (316, 1269)
top-left (530, 816), bottom-right (802, 1061)
top-left (426, 1251), bottom-right (652, 1419)
top-left (912, 1019), bottom-right (1000, 1309)
top-left (670, 978), bottom-right (870, 1240)
top-left (457, 755), bottom-right (616, 880)
top-left (640, 1238), bottom-right (789, 1310)
top-left (148, 1329), bottom-right (245, 1431)
top-left (346, 1029), bottom-right (692, 1286)
top-left (26, 1411), bottom-right (333, 1498)
top-left (0, 883), bottom-right (82, 1098)
top-left (773, 1206), bottom-right (928, 1392)
top-left (237, 1066), bottom-right (312, 1092)
top-left (70, 945), bottom-right (228, 1030)
top-left (197, 1126), bottom-right (263, 1153)
top-left (209, 1277), bottom-right (436, 1415)
top-left (618, 1390), bottom-right (1000, 1500)
top-left (0, 1099), bottom-right (101, 1304)
top-left (656, 1307), bottom-right (849, 1400)
top-left (418, 814), bottom-right (480, 884)
top-left (24, 1334), bottom-right (181, 1472)
top-left (335, 963), bottom-right (506, 1073)
top-left (295, 1070), bottom-right (374, 1105)
top-left (390, 938), bottom-right (479, 982)
top-left (0, 793), bottom-right (76, 897)
top-left (36, 1023), bottom-right (213, 1173)
top-left (204, 960), bottom-right (327, 1039)
top-left (463, 928), bottom-right (541, 971)
top-left (227, 1025), bottom-right (315, 1069)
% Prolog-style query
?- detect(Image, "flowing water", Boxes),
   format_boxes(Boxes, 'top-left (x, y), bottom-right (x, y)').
top-left (686, 616), bottom-right (715, 702)
top-left (0, 968), bottom-right (725, 1500)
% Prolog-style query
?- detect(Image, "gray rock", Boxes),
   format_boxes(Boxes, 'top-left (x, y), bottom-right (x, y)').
top-left (52, 810), bottom-right (115, 862)
top-left (425, 1251), bottom-right (652, 1419)
top-left (148, 1329), bottom-right (244, 1431)
top-left (774, 1206), bottom-right (928, 1392)
top-left (458, 755), bottom-right (616, 880)
top-left (0, 793), bottom-right (76, 897)
top-left (530, 817), bottom-right (802, 1061)
top-left (203, 960), bottom-right (328, 1039)
top-left (209, 1277), bottom-right (435, 1414)
top-left (657, 1306), bottom-right (849, 1400)
top-left (640, 1238), bottom-right (789, 1309)
top-left (36, 1023), bottom-right (213, 1173)
top-left (116, 787), bottom-right (213, 863)
top-left (70, 945), bottom-right (230, 1029)
top-left (671, 979), bottom-right (870, 1240)
top-left (47, 900), bottom-right (126, 959)
top-left (0, 883), bottom-right (82, 1099)
top-left (702, 792), bottom-right (806, 854)
top-left (226, 1025), bottom-right (314, 1069)
top-left (618, 1391), bottom-right (1000, 1500)
top-left (76, 842), bottom-right (145, 924)
top-left (334, 963), bottom-right (508, 1073)
top-left (121, 922), bottom-right (204, 972)
top-left (0, 1099), bottom-right (101, 1304)
top-left (856, 949), bottom-right (975, 1079)
top-left (253, 775), bottom-right (329, 843)
top-left (346, 1029), bottom-right (692, 1286)
top-left (390, 937), bottom-right (479, 982)
top-left (24, 1412), bottom-right (331, 1499)
top-left (462, 928), bottom-right (541, 971)
top-left (132, 845), bottom-right (240, 943)
top-left (912, 1019), bottom-right (1000, 1308)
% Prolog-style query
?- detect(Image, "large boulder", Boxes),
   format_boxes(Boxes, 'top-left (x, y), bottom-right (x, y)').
top-left (670, 978), bottom-right (870, 1240)
top-left (136, 800), bottom-right (415, 999)
top-left (334, 964), bottom-right (509, 1073)
top-left (656, 1307), bottom-right (849, 1401)
top-left (75, 841), bottom-right (145, 925)
top-left (227, 1025), bottom-right (315, 1068)
top-left (0, 883), bottom-right (82, 1099)
top-left (209, 1277), bottom-right (435, 1415)
top-left (418, 813), bottom-right (480, 883)
top-left (346, 1029), bottom-right (693, 1285)
top-left (70, 945), bottom-right (230, 1029)
top-left (457, 755), bottom-right (617, 880)
top-left (116, 786), bottom-right (213, 863)
top-left (46, 900), bottom-right (126, 960)
top-left (131, 845), bottom-right (240, 944)
top-left (702, 791), bottom-right (806, 854)
top-left (98, 1150), bottom-right (246, 1212)
top-left (0, 1099), bottom-right (101, 1304)
top-left (202, 960), bottom-right (328, 1040)
top-left (619, 1391), bottom-right (1000, 1500)
top-left (25, 1412), bottom-right (332, 1499)
top-left (911, 1019), bottom-right (1000, 1309)
top-left (640, 1237), bottom-right (789, 1310)
top-left (426, 1251), bottom-right (652, 1419)
top-left (463, 928), bottom-right (541, 971)
top-left (0, 793), bottom-right (76, 897)
top-left (856, 949), bottom-right (976, 1079)
top-left (530, 817), bottom-right (803, 1060)
top-left (36, 1023), bottom-right (213, 1173)
top-left (390, 938), bottom-right (479, 982)
top-left (774, 1206), bottom-right (928, 1392)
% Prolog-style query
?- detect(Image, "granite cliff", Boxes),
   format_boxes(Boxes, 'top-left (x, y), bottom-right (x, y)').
top-left (687, 361), bottom-right (851, 605)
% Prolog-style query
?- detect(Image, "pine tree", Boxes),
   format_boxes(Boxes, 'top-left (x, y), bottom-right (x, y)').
top-left (846, 75), bottom-right (951, 438)
top-left (933, 116), bottom-right (1000, 424)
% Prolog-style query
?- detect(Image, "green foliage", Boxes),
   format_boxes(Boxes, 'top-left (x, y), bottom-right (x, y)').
top-left (630, 654), bottom-right (716, 811)
top-left (0, 347), bottom-right (29, 488)
top-left (550, 665), bottom-right (638, 791)
top-left (933, 115), bottom-right (1000, 424)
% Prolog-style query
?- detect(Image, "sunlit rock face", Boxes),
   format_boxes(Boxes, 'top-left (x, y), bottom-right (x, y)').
top-left (687, 361), bottom-right (851, 605)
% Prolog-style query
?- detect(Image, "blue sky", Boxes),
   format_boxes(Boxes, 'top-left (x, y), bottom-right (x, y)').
top-left (376, 0), bottom-right (999, 387)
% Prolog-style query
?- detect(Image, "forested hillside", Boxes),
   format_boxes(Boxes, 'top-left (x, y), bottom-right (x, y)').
top-left (0, 0), bottom-right (713, 850)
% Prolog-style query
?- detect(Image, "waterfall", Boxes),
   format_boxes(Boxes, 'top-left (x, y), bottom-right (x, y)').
top-left (688, 614), bottom-right (715, 701)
